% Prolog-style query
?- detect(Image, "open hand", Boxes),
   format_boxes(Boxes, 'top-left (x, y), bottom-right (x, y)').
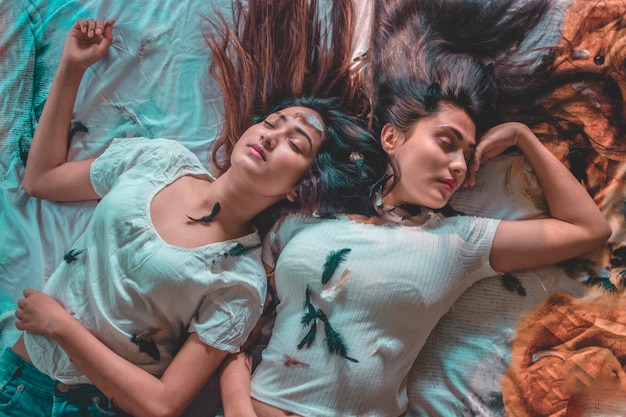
top-left (15, 288), bottom-right (72, 337)
top-left (61, 18), bottom-right (116, 71)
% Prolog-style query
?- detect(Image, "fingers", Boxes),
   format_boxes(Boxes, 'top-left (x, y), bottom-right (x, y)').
top-left (75, 18), bottom-right (115, 39)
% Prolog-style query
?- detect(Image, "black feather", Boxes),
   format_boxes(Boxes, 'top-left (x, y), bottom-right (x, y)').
top-left (131, 332), bottom-right (161, 360)
top-left (583, 276), bottom-right (618, 293)
top-left (187, 202), bottom-right (221, 223)
top-left (68, 120), bottom-right (89, 149)
top-left (63, 248), bottom-right (85, 264)
top-left (501, 273), bottom-right (526, 296)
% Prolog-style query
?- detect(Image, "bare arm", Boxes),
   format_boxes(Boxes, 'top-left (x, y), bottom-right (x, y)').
top-left (219, 353), bottom-right (258, 417)
top-left (468, 122), bottom-right (611, 273)
top-left (219, 263), bottom-right (277, 417)
top-left (22, 18), bottom-right (115, 201)
top-left (15, 288), bottom-right (228, 417)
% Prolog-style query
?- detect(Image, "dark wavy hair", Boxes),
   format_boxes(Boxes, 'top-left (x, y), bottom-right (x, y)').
top-left (363, 0), bottom-right (555, 203)
top-left (368, 0), bottom-right (556, 130)
top-left (371, 43), bottom-right (499, 137)
top-left (256, 96), bottom-right (388, 222)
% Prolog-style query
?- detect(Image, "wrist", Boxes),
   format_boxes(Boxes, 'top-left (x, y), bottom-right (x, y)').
top-left (56, 61), bottom-right (88, 82)
top-left (223, 401), bottom-right (256, 417)
top-left (513, 124), bottom-right (538, 150)
top-left (47, 310), bottom-right (77, 339)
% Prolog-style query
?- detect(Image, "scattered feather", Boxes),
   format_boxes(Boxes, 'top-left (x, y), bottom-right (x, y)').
top-left (131, 327), bottom-right (161, 360)
top-left (68, 120), bottom-right (89, 148)
top-left (298, 285), bottom-right (357, 362)
top-left (210, 241), bottom-right (260, 272)
top-left (297, 321), bottom-right (317, 349)
top-left (371, 337), bottom-right (403, 357)
top-left (320, 270), bottom-right (351, 302)
top-left (187, 202), bottom-right (221, 223)
top-left (583, 276), bottom-right (618, 293)
top-left (501, 273), bottom-right (526, 296)
top-left (321, 248), bottom-right (351, 285)
top-left (283, 354), bottom-right (310, 368)
top-left (320, 311), bottom-right (358, 363)
top-left (63, 248), bottom-right (85, 264)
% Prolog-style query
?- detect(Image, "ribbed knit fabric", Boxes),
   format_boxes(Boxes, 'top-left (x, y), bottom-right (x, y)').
top-left (252, 213), bottom-right (500, 417)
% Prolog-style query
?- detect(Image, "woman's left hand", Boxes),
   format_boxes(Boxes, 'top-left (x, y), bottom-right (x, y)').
top-left (465, 122), bottom-right (532, 186)
top-left (15, 289), bottom-right (72, 336)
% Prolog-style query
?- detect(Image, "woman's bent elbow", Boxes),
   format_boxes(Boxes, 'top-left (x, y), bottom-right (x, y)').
top-left (21, 176), bottom-right (43, 198)
top-left (584, 220), bottom-right (612, 253)
top-left (596, 220), bottom-right (613, 246)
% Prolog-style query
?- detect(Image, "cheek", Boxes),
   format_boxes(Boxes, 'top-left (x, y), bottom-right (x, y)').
top-left (396, 150), bottom-right (428, 175)
top-left (273, 156), bottom-right (313, 186)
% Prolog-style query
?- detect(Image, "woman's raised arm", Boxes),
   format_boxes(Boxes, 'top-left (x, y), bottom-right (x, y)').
top-left (22, 18), bottom-right (115, 201)
top-left (472, 122), bottom-right (611, 273)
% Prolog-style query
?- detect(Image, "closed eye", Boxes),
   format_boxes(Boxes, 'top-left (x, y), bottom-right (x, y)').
top-left (439, 138), bottom-right (454, 149)
top-left (288, 140), bottom-right (301, 153)
top-left (264, 120), bottom-right (275, 129)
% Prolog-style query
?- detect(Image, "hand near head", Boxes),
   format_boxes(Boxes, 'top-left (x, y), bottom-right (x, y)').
top-left (15, 288), bottom-right (71, 337)
top-left (62, 18), bottom-right (116, 71)
top-left (465, 122), bottom-right (531, 186)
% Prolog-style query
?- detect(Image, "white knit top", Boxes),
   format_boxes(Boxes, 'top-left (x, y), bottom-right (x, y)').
top-left (251, 212), bottom-right (500, 416)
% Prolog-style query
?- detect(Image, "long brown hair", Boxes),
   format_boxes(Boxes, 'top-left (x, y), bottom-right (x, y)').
top-left (204, 0), bottom-right (368, 173)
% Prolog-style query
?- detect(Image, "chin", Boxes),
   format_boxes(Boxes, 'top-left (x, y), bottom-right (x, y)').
top-left (424, 196), bottom-right (449, 209)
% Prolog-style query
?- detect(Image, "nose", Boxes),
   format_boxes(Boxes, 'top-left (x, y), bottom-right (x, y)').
top-left (261, 132), bottom-right (276, 149)
top-left (450, 151), bottom-right (467, 176)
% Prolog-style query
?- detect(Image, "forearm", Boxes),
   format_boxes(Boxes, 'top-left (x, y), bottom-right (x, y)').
top-left (47, 313), bottom-right (227, 417)
top-left (22, 63), bottom-right (84, 194)
top-left (220, 353), bottom-right (257, 417)
top-left (48, 314), bottom-right (175, 417)
top-left (516, 125), bottom-right (609, 237)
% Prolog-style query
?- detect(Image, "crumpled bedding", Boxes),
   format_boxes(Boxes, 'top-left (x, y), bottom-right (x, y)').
top-left (0, 0), bottom-right (231, 348)
top-left (1, 1), bottom-right (624, 416)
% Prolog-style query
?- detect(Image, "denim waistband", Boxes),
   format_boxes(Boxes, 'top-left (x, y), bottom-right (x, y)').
top-left (0, 348), bottom-right (131, 415)
top-left (1, 348), bottom-right (113, 397)
top-left (0, 348), bottom-right (55, 396)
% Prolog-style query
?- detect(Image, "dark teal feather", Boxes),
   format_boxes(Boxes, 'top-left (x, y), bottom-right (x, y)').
top-left (322, 248), bottom-right (351, 285)
top-left (320, 311), bottom-right (358, 363)
top-left (226, 242), bottom-right (261, 258)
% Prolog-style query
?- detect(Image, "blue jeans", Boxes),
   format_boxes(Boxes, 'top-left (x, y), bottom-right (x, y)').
top-left (0, 348), bottom-right (131, 416)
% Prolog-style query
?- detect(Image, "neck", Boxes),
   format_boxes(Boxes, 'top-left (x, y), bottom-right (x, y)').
top-left (206, 172), bottom-right (282, 232)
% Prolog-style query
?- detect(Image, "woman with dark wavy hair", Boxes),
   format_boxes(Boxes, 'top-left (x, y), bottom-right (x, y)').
top-left (216, 1), bottom-right (610, 416)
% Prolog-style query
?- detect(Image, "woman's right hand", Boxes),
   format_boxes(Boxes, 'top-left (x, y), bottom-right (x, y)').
top-left (61, 18), bottom-right (116, 71)
top-left (14, 288), bottom-right (73, 338)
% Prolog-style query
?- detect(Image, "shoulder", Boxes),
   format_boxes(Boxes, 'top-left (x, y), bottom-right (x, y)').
top-left (96, 137), bottom-right (206, 176)
top-left (442, 214), bottom-right (501, 246)
top-left (105, 137), bottom-right (195, 160)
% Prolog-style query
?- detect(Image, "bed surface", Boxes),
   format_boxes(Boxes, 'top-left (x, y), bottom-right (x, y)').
top-left (1, 1), bottom-right (625, 416)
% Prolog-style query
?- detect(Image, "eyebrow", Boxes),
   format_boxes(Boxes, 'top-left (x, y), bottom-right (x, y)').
top-left (441, 125), bottom-right (476, 150)
top-left (276, 112), bottom-right (314, 151)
